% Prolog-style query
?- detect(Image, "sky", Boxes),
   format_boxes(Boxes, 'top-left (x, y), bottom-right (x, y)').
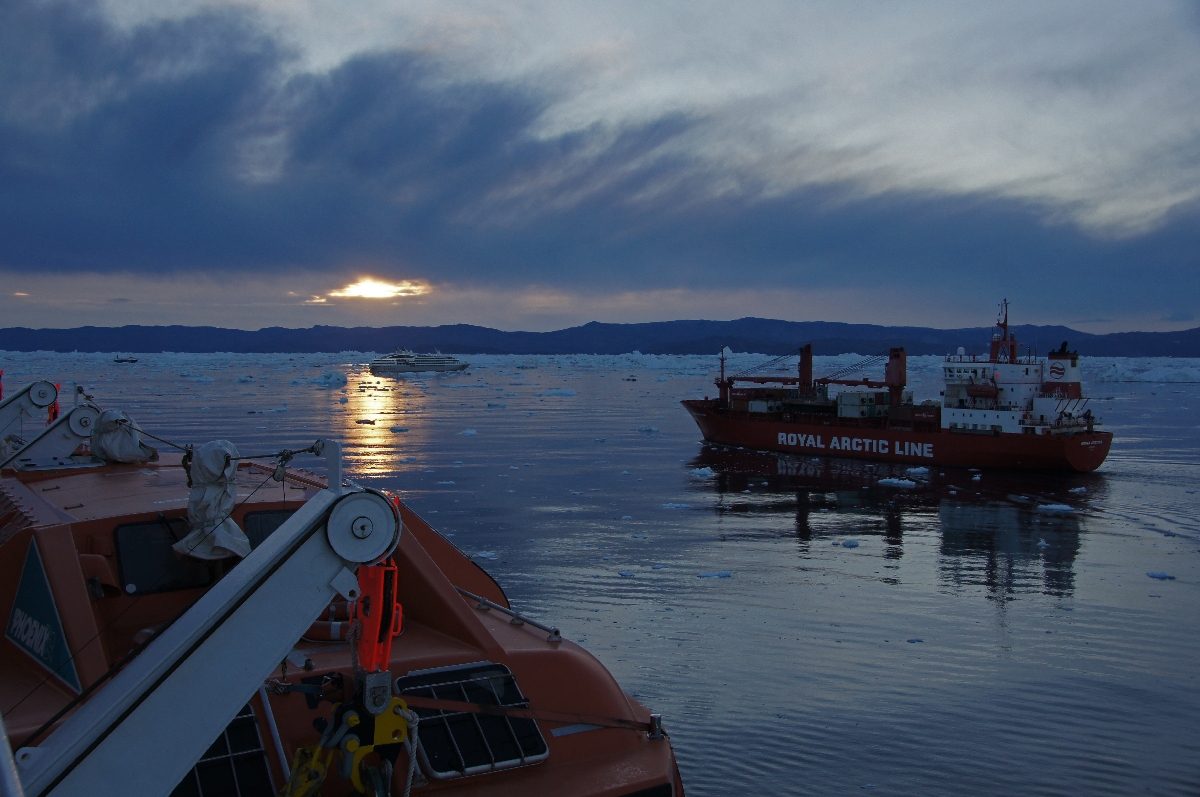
top-left (1, 0), bottom-right (1198, 333)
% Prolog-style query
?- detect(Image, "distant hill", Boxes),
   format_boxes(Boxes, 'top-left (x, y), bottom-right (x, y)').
top-left (2, 318), bottom-right (1199, 357)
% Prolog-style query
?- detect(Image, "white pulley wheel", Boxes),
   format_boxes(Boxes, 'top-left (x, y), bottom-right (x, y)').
top-left (68, 405), bottom-right (100, 436)
top-left (326, 490), bottom-right (401, 564)
top-left (29, 381), bottom-right (57, 408)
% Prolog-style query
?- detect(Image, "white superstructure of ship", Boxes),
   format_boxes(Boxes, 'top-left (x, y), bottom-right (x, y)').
top-left (369, 348), bottom-right (469, 374)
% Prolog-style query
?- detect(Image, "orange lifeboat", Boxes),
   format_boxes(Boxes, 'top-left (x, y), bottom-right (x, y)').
top-left (965, 379), bottom-right (999, 399)
top-left (0, 392), bottom-right (684, 797)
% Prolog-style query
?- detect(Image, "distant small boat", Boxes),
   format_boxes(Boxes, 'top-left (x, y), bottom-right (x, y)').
top-left (113, 356), bottom-right (139, 363)
top-left (370, 349), bottom-right (468, 374)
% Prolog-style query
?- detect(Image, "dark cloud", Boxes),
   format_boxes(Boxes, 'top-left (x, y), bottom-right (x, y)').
top-left (1, 0), bottom-right (1197, 323)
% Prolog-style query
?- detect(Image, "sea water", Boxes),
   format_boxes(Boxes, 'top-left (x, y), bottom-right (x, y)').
top-left (2, 351), bottom-right (1197, 796)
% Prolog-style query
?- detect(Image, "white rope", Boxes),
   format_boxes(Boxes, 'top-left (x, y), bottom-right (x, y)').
top-left (398, 708), bottom-right (421, 797)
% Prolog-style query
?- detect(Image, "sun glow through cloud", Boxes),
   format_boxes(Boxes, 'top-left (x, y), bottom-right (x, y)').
top-left (326, 278), bottom-right (429, 299)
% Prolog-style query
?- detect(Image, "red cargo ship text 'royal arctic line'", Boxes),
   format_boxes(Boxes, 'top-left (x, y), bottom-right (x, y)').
top-left (681, 301), bottom-right (1112, 472)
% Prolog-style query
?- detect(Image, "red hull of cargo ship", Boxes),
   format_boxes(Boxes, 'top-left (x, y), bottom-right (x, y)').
top-left (682, 399), bottom-right (1113, 472)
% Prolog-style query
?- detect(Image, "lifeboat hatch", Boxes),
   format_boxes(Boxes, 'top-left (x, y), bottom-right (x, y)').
top-left (394, 662), bottom-right (550, 780)
top-left (170, 704), bottom-right (274, 797)
top-left (114, 518), bottom-right (213, 595)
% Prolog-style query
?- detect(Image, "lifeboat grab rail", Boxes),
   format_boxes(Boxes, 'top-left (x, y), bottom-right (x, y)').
top-left (454, 586), bottom-right (562, 642)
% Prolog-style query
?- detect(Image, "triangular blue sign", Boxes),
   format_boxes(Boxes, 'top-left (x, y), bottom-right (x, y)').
top-left (6, 538), bottom-right (82, 693)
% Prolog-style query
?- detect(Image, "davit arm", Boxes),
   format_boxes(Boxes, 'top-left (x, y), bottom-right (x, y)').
top-left (7, 440), bottom-right (402, 797)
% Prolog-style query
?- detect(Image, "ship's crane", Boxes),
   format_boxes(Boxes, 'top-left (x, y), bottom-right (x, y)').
top-left (716, 345), bottom-right (907, 406)
top-left (0, 440), bottom-right (403, 797)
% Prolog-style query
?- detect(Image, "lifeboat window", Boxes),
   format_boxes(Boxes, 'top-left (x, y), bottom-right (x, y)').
top-left (170, 704), bottom-right (273, 797)
top-left (114, 518), bottom-right (213, 595)
top-left (395, 662), bottom-right (549, 780)
top-left (242, 509), bottom-right (298, 550)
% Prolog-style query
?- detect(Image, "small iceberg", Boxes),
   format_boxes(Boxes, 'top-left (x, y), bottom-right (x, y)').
top-left (697, 571), bottom-right (732, 579)
top-left (618, 571), bottom-right (635, 578)
top-left (390, 426), bottom-right (409, 432)
top-left (905, 467), bottom-right (929, 475)
top-left (1068, 487), bottom-right (1087, 493)
top-left (1147, 572), bottom-right (1175, 580)
top-left (633, 425), bottom-right (659, 433)
top-left (544, 388), bottom-right (577, 396)
top-left (437, 481), bottom-right (456, 485)
top-left (1037, 538), bottom-right (1050, 548)
top-left (879, 478), bottom-right (916, 488)
top-left (842, 540), bottom-right (859, 548)
top-left (1038, 504), bottom-right (1075, 513)
top-left (652, 564), bottom-right (669, 570)
top-left (661, 503), bottom-right (691, 509)
top-left (474, 551), bottom-right (498, 560)
top-left (311, 371), bottom-right (348, 388)
top-left (461, 429), bottom-right (477, 436)
top-left (689, 467), bottom-right (716, 478)
top-left (355, 419), bottom-right (375, 425)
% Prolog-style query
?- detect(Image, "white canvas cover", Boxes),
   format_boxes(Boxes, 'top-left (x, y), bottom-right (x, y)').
top-left (91, 409), bottom-right (158, 463)
top-left (173, 440), bottom-right (251, 560)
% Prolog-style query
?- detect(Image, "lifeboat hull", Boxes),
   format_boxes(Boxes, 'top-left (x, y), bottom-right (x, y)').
top-left (683, 400), bottom-right (1112, 472)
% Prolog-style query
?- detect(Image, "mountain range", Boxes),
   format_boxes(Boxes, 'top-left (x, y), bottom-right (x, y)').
top-left (2, 319), bottom-right (1198, 357)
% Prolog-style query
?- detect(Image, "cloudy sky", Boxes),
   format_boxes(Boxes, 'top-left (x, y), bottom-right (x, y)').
top-left (1, 0), bottom-right (1198, 332)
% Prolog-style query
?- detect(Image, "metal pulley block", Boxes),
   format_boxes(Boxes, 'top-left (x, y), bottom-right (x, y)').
top-left (326, 489), bottom-right (402, 564)
top-left (341, 697), bottom-right (412, 794)
top-left (313, 697), bottom-right (412, 795)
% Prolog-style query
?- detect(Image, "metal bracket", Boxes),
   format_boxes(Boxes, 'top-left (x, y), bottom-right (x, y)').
top-left (329, 568), bottom-right (360, 602)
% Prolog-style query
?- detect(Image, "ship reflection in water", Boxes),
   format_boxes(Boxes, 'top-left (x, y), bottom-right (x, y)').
top-left (688, 445), bottom-right (1093, 600)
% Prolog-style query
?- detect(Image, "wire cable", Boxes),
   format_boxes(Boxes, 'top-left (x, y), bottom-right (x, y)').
top-left (732, 346), bottom-right (803, 378)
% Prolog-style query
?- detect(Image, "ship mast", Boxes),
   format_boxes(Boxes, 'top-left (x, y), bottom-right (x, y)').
top-left (989, 298), bottom-right (1018, 363)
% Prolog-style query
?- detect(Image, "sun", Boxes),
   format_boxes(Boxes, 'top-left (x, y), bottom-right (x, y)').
top-left (327, 278), bottom-right (428, 299)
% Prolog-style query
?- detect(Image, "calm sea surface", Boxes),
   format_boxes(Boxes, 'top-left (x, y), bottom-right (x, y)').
top-left (3, 351), bottom-right (1198, 796)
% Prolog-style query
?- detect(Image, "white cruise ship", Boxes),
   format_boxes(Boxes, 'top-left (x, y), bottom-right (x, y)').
top-left (369, 349), bottom-right (469, 374)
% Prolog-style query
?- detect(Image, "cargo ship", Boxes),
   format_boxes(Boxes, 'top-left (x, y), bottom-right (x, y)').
top-left (681, 302), bottom-right (1112, 472)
